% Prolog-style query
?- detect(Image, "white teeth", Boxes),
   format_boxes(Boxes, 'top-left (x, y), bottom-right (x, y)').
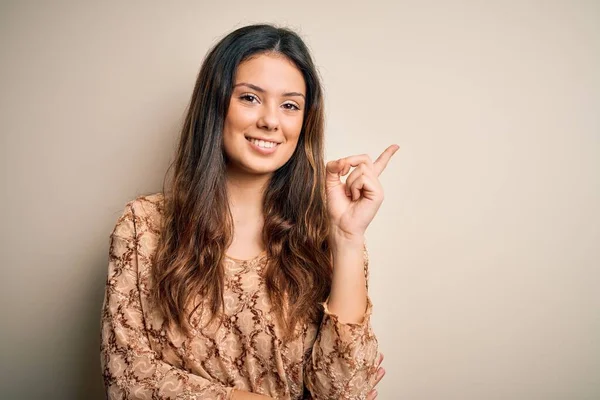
top-left (249, 138), bottom-right (277, 149)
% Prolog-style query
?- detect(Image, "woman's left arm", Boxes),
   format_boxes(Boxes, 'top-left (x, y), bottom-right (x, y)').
top-left (324, 145), bottom-right (399, 322)
top-left (304, 145), bottom-right (399, 399)
top-left (304, 240), bottom-right (379, 400)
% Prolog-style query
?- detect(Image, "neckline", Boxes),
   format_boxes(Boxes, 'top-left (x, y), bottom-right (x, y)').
top-left (224, 249), bottom-right (267, 263)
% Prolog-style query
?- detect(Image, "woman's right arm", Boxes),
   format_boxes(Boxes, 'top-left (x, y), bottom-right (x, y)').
top-left (101, 204), bottom-right (270, 399)
top-left (230, 390), bottom-right (272, 400)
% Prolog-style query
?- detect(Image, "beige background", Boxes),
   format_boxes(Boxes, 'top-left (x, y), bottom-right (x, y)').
top-left (1, 1), bottom-right (599, 399)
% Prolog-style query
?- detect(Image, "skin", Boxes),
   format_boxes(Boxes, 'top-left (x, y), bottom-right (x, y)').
top-left (223, 53), bottom-right (395, 400)
top-left (224, 52), bottom-right (305, 260)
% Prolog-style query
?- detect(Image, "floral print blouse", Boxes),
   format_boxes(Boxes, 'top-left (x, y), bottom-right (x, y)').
top-left (100, 193), bottom-right (379, 399)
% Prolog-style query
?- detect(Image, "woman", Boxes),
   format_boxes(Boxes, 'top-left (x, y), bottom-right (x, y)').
top-left (101, 23), bottom-right (398, 399)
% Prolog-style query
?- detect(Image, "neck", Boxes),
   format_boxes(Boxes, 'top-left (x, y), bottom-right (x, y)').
top-left (225, 165), bottom-right (271, 224)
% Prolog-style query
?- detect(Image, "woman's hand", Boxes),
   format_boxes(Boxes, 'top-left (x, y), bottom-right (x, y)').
top-left (325, 145), bottom-right (399, 241)
top-left (230, 389), bottom-right (273, 399)
top-left (367, 352), bottom-right (386, 400)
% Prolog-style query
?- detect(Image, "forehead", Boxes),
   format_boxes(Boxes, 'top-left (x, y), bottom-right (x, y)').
top-left (235, 53), bottom-right (306, 95)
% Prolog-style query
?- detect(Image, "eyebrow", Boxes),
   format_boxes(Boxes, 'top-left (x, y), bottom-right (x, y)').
top-left (233, 82), bottom-right (305, 100)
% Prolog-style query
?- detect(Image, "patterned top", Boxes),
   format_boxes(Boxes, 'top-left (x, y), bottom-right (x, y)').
top-left (100, 193), bottom-right (379, 399)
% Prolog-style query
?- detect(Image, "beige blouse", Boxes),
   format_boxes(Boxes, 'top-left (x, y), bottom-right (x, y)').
top-left (100, 193), bottom-right (379, 399)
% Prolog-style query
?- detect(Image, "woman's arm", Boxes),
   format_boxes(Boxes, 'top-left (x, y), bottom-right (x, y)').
top-left (326, 233), bottom-right (369, 323)
top-left (303, 242), bottom-right (379, 400)
top-left (231, 390), bottom-right (272, 400)
top-left (304, 147), bottom-right (398, 398)
top-left (101, 204), bottom-right (237, 399)
top-left (319, 147), bottom-right (398, 324)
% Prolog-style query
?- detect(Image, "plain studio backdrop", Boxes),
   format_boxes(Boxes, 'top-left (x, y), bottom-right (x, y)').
top-left (1, 1), bottom-right (598, 399)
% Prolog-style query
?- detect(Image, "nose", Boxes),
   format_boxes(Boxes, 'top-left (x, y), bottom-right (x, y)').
top-left (257, 104), bottom-right (279, 131)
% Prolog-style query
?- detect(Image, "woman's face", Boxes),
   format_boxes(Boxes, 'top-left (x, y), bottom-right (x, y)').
top-left (223, 53), bottom-right (306, 176)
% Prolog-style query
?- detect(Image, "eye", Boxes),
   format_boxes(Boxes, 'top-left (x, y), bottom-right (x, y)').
top-left (282, 102), bottom-right (300, 111)
top-left (239, 93), bottom-right (259, 103)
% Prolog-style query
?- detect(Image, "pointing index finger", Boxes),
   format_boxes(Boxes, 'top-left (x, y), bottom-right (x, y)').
top-left (373, 144), bottom-right (400, 176)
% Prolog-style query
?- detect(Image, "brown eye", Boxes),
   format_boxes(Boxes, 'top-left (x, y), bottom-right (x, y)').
top-left (282, 102), bottom-right (300, 111)
top-left (240, 94), bottom-right (259, 103)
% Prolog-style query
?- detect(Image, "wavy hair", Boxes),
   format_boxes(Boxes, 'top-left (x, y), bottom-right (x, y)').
top-left (152, 24), bottom-right (331, 340)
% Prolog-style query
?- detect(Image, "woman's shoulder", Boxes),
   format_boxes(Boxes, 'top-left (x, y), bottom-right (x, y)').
top-left (114, 192), bottom-right (165, 237)
top-left (127, 192), bottom-right (165, 219)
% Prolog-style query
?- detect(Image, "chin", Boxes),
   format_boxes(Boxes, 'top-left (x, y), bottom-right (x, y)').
top-left (243, 163), bottom-right (279, 176)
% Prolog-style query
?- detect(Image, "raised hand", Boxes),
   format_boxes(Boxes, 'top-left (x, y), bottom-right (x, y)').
top-left (325, 145), bottom-right (399, 240)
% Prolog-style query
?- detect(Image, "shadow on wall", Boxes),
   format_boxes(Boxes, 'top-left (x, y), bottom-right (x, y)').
top-left (74, 246), bottom-right (111, 399)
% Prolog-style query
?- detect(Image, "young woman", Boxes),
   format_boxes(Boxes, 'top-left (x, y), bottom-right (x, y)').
top-left (101, 24), bottom-right (398, 400)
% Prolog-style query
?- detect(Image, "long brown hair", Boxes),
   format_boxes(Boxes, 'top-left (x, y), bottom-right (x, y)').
top-left (152, 24), bottom-right (331, 340)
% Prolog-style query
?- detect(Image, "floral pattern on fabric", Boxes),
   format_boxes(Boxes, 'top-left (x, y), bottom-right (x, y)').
top-left (100, 193), bottom-right (379, 399)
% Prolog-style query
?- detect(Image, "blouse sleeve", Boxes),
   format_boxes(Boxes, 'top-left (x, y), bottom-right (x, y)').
top-left (303, 243), bottom-right (380, 400)
top-left (100, 203), bottom-right (235, 400)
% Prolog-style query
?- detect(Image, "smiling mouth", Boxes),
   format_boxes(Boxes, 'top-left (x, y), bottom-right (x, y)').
top-left (245, 136), bottom-right (281, 149)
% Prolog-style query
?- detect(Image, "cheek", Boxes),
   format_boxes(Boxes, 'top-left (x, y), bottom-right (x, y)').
top-left (223, 107), bottom-right (252, 150)
top-left (225, 104), bottom-right (256, 133)
top-left (282, 117), bottom-right (303, 143)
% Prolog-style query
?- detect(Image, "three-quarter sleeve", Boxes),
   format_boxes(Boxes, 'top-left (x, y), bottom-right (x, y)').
top-left (100, 203), bottom-right (235, 400)
top-left (303, 244), bottom-right (380, 400)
